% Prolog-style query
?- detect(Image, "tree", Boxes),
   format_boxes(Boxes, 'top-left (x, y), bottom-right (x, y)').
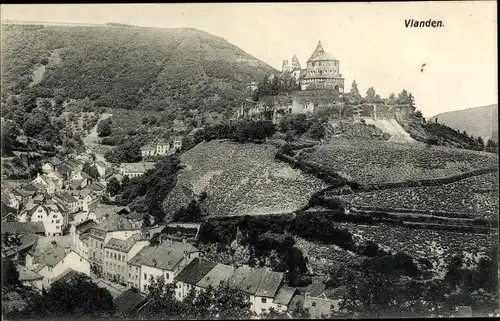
top-left (365, 87), bottom-right (376, 103)
top-left (106, 177), bottom-right (121, 196)
top-left (397, 90), bottom-right (410, 105)
top-left (1, 258), bottom-right (21, 289)
top-left (173, 200), bottom-right (202, 222)
top-left (30, 273), bottom-right (115, 318)
top-left (408, 93), bottom-right (416, 111)
top-left (308, 120), bottom-right (326, 140)
top-left (486, 139), bottom-right (498, 153)
top-left (388, 93), bottom-right (396, 105)
top-left (477, 136), bottom-right (485, 150)
top-left (349, 80), bottom-right (362, 104)
top-left (83, 163), bottom-right (100, 179)
top-left (97, 118), bottom-right (112, 137)
top-left (291, 300), bottom-right (310, 319)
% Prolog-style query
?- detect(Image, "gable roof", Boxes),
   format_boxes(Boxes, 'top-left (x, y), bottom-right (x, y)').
top-left (89, 182), bottom-right (105, 192)
top-left (128, 241), bottom-right (199, 271)
top-left (273, 286), bottom-right (297, 306)
top-left (12, 188), bottom-right (36, 198)
top-left (94, 214), bottom-right (135, 231)
top-left (55, 163), bottom-right (71, 174)
top-left (75, 220), bottom-right (97, 234)
top-left (228, 266), bottom-right (283, 297)
top-left (196, 263), bottom-right (234, 289)
top-left (174, 258), bottom-right (217, 286)
top-left (33, 246), bottom-right (71, 272)
top-left (114, 288), bottom-right (148, 315)
top-left (255, 270), bottom-right (284, 298)
top-left (1, 234), bottom-right (40, 259)
top-left (17, 265), bottom-right (44, 281)
top-left (55, 192), bottom-right (78, 204)
top-left (47, 157), bottom-right (63, 166)
top-left (1, 222), bottom-right (46, 235)
top-left (141, 145), bottom-right (156, 151)
top-left (104, 234), bottom-right (147, 253)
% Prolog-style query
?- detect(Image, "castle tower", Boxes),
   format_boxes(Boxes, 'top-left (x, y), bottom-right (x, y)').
top-left (282, 60), bottom-right (291, 73)
top-left (291, 55), bottom-right (301, 70)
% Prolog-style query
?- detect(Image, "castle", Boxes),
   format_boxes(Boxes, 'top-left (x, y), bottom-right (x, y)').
top-left (282, 41), bottom-right (345, 92)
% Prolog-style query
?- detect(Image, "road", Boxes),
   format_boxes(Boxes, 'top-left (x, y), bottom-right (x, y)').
top-left (83, 113), bottom-right (113, 166)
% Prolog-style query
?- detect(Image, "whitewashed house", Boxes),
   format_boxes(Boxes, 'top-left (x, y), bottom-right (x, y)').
top-left (128, 241), bottom-right (200, 293)
top-left (19, 202), bottom-right (68, 237)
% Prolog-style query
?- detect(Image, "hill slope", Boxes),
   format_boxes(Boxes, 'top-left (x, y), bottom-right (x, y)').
top-left (431, 104), bottom-right (498, 142)
top-left (163, 141), bottom-right (327, 218)
top-left (1, 24), bottom-right (276, 115)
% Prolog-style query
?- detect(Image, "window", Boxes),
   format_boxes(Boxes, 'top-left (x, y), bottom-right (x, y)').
top-left (312, 62), bottom-right (315, 67)
top-left (144, 273), bottom-right (147, 280)
top-left (166, 273), bottom-right (169, 280)
top-left (136, 267), bottom-right (139, 272)
top-left (118, 254), bottom-right (121, 261)
top-left (80, 258), bottom-right (82, 262)
top-left (56, 220), bottom-right (60, 224)
top-left (53, 215), bottom-right (57, 218)
top-left (144, 285), bottom-right (147, 292)
top-left (56, 226), bottom-right (60, 230)
top-left (319, 62), bottom-right (322, 66)
top-left (261, 298), bottom-right (267, 303)
top-left (312, 302), bottom-right (316, 307)
top-left (106, 251), bottom-right (109, 258)
top-left (51, 220), bottom-right (54, 224)
top-left (38, 208), bottom-right (43, 213)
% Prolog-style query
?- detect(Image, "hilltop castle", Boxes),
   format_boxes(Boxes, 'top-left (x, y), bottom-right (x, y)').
top-left (282, 41), bottom-right (345, 92)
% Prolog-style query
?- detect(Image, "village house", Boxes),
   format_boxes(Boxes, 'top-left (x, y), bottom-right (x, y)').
top-left (173, 257), bottom-right (217, 301)
top-left (31, 173), bottom-right (62, 196)
top-left (103, 234), bottom-right (149, 286)
top-left (156, 139), bottom-right (170, 156)
top-left (71, 219), bottom-right (97, 261)
top-left (92, 161), bottom-right (108, 178)
top-left (26, 245), bottom-right (90, 290)
top-left (113, 288), bottom-right (149, 317)
top-left (2, 189), bottom-right (20, 210)
top-left (227, 265), bottom-right (285, 315)
top-left (41, 157), bottom-right (63, 174)
top-left (18, 202), bottom-right (68, 237)
top-left (128, 240), bottom-right (200, 293)
top-left (74, 152), bottom-right (93, 164)
top-left (195, 262), bottom-right (234, 292)
top-left (141, 145), bottom-right (157, 157)
top-left (17, 265), bottom-right (44, 291)
top-left (55, 163), bottom-right (73, 181)
top-left (87, 216), bottom-right (143, 275)
top-left (12, 187), bottom-right (36, 207)
top-left (272, 286), bottom-right (298, 313)
top-left (119, 162), bottom-right (156, 179)
top-left (1, 203), bottom-right (17, 223)
top-left (172, 136), bottom-right (183, 150)
top-left (53, 192), bottom-right (80, 214)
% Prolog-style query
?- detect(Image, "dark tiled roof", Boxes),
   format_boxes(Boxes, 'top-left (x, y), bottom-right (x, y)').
top-left (128, 241), bottom-right (199, 271)
top-left (273, 286), bottom-right (297, 306)
top-left (75, 220), bottom-right (97, 233)
top-left (114, 288), bottom-right (148, 314)
top-left (94, 215), bottom-right (135, 232)
top-left (1, 222), bottom-right (45, 235)
top-left (174, 258), bottom-right (217, 286)
top-left (50, 268), bottom-right (82, 284)
top-left (48, 157), bottom-right (63, 166)
top-left (55, 163), bottom-right (71, 174)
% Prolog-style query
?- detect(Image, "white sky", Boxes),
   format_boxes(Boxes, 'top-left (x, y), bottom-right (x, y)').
top-left (1, 2), bottom-right (497, 117)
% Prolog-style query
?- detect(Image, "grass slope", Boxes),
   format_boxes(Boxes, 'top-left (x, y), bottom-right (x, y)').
top-left (298, 138), bottom-right (498, 185)
top-left (1, 24), bottom-right (275, 115)
top-left (163, 141), bottom-right (327, 218)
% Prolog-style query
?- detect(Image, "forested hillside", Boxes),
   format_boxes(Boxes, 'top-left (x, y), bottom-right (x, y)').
top-left (1, 24), bottom-right (276, 116)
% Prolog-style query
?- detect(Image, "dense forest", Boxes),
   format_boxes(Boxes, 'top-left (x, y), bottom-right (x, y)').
top-left (1, 24), bottom-right (276, 117)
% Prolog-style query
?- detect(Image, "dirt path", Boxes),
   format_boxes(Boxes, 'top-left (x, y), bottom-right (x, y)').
top-left (84, 113), bottom-right (113, 165)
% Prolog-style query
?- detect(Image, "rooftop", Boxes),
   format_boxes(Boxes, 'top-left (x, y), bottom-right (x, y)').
top-left (120, 162), bottom-right (156, 173)
top-left (105, 234), bottom-right (147, 253)
top-left (33, 245), bottom-right (71, 272)
top-left (17, 265), bottom-right (44, 281)
top-left (196, 263), bottom-right (234, 289)
top-left (140, 145), bottom-right (156, 151)
top-left (128, 241), bottom-right (199, 271)
top-left (94, 215), bottom-right (136, 232)
top-left (1, 222), bottom-right (45, 235)
top-left (55, 192), bottom-right (78, 204)
top-left (75, 220), bottom-right (97, 233)
top-left (174, 258), bottom-right (217, 286)
top-left (114, 288), bottom-right (148, 315)
top-left (273, 286), bottom-right (297, 306)
top-left (228, 266), bottom-right (284, 297)
top-left (50, 268), bottom-right (83, 284)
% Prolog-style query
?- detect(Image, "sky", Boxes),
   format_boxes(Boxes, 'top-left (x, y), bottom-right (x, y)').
top-left (1, 2), bottom-right (497, 117)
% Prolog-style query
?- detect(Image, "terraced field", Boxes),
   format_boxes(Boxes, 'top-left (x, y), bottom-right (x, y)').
top-left (338, 222), bottom-right (496, 276)
top-left (297, 138), bottom-right (498, 185)
top-left (341, 173), bottom-right (499, 219)
top-left (163, 141), bottom-right (327, 218)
